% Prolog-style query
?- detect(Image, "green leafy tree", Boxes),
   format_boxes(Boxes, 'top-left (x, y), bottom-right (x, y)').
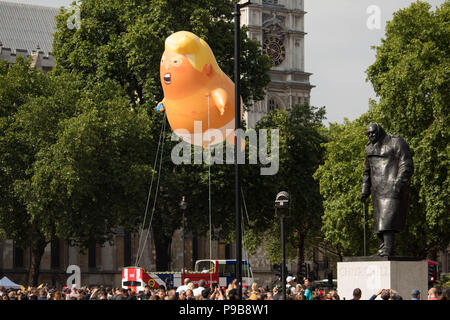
top-left (243, 104), bottom-right (327, 279)
top-left (367, 1), bottom-right (449, 257)
top-left (0, 58), bottom-right (53, 285)
top-left (314, 116), bottom-right (376, 258)
top-left (0, 58), bottom-right (155, 285)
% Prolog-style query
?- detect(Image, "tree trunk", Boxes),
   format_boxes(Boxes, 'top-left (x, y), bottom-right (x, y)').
top-left (28, 236), bottom-right (47, 287)
top-left (152, 229), bottom-right (172, 271)
top-left (295, 231), bottom-right (305, 281)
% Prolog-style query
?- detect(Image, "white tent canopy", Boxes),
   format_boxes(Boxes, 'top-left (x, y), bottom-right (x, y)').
top-left (0, 276), bottom-right (22, 289)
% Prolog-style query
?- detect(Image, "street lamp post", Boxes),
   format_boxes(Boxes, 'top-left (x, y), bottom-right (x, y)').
top-left (275, 191), bottom-right (290, 300)
top-left (280, 212), bottom-right (286, 299)
top-left (180, 196), bottom-right (187, 273)
top-left (233, 0), bottom-right (251, 300)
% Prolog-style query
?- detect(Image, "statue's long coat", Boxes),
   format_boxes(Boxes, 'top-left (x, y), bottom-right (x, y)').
top-left (362, 125), bottom-right (414, 233)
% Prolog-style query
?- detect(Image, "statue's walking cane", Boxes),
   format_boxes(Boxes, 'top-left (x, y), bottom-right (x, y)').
top-left (363, 201), bottom-right (367, 256)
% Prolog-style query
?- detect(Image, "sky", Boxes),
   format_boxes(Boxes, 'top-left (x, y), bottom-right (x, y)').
top-left (304, 0), bottom-right (446, 124)
top-left (1, 0), bottom-right (446, 124)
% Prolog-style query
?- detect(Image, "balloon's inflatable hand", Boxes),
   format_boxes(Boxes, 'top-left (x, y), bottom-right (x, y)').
top-left (212, 88), bottom-right (227, 116)
top-left (155, 102), bottom-right (165, 112)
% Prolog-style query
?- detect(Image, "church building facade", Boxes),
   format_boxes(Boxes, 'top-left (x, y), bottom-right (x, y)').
top-left (241, 0), bottom-right (314, 127)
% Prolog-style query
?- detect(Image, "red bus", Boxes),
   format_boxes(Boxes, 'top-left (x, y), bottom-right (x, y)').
top-left (428, 260), bottom-right (438, 287)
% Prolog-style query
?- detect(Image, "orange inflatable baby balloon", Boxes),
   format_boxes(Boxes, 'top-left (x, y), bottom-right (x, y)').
top-left (156, 31), bottom-right (238, 147)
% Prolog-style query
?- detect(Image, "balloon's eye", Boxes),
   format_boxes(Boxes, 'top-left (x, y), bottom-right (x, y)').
top-left (172, 59), bottom-right (181, 66)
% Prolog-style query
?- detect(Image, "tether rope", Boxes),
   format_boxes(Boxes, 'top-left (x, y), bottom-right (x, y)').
top-left (136, 113), bottom-right (167, 267)
top-left (135, 111), bottom-right (166, 266)
top-left (208, 95), bottom-right (213, 285)
top-left (241, 187), bottom-right (252, 280)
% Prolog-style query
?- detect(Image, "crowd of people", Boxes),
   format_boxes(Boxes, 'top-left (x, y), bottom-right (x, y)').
top-left (0, 277), bottom-right (448, 301)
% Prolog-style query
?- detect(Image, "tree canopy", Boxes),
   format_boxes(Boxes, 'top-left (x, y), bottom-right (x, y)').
top-left (0, 57), bottom-right (155, 284)
top-left (314, 116), bottom-right (375, 258)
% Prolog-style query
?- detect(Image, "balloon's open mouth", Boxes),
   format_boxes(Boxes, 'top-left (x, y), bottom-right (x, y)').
top-left (164, 73), bottom-right (171, 84)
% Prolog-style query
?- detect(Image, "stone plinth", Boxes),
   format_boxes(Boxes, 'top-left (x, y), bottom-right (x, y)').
top-left (337, 257), bottom-right (427, 300)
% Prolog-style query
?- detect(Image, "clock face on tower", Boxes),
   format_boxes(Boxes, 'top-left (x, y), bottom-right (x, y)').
top-left (263, 36), bottom-right (286, 66)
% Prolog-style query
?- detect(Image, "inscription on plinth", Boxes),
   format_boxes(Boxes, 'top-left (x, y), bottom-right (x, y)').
top-left (337, 258), bottom-right (427, 300)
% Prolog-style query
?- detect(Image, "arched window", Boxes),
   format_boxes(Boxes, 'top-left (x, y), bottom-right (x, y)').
top-left (268, 98), bottom-right (279, 113)
top-left (268, 96), bottom-right (286, 113)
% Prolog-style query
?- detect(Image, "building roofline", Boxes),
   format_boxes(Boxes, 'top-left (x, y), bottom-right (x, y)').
top-left (269, 80), bottom-right (316, 89)
top-left (0, 1), bottom-right (63, 10)
top-left (269, 69), bottom-right (313, 76)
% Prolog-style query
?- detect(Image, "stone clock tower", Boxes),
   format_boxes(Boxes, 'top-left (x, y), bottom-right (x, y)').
top-left (240, 0), bottom-right (314, 127)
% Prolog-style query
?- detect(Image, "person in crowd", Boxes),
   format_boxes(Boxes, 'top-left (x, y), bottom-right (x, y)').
top-left (295, 292), bottom-right (305, 300)
top-left (286, 276), bottom-right (296, 295)
top-left (68, 284), bottom-right (80, 300)
top-left (127, 290), bottom-right (137, 300)
top-left (352, 288), bottom-right (362, 300)
top-left (156, 287), bottom-right (166, 300)
top-left (185, 288), bottom-right (195, 300)
top-left (193, 279), bottom-right (206, 297)
top-left (176, 278), bottom-right (191, 294)
top-left (178, 290), bottom-right (187, 300)
top-left (227, 288), bottom-right (239, 300)
top-left (248, 292), bottom-right (260, 300)
top-left (272, 286), bottom-right (281, 300)
top-left (29, 291), bottom-right (38, 300)
top-left (166, 289), bottom-right (177, 300)
top-left (37, 289), bottom-right (47, 300)
top-left (295, 284), bottom-right (303, 296)
top-left (264, 291), bottom-right (274, 300)
top-left (369, 289), bottom-right (399, 300)
top-left (303, 278), bottom-right (312, 300)
top-left (408, 289), bottom-right (419, 300)
top-left (138, 285), bottom-right (151, 300)
top-left (201, 287), bottom-right (211, 300)
top-left (117, 288), bottom-right (129, 300)
top-left (331, 291), bottom-right (340, 300)
top-left (242, 285), bottom-right (249, 299)
top-left (428, 287), bottom-right (439, 300)
top-left (210, 285), bottom-right (225, 300)
top-left (311, 291), bottom-right (321, 300)
top-left (166, 288), bottom-right (176, 300)
top-left (250, 282), bottom-right (259, 296)
top-left (389, 290), bottom-right (402, 300)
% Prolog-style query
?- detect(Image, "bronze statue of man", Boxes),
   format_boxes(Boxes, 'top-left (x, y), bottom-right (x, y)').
top-left (360, 123), bottom-right (414, 256)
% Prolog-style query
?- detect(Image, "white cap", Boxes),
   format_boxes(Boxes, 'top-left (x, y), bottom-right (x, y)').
top-left (286, 276), bottom-right (296, 283)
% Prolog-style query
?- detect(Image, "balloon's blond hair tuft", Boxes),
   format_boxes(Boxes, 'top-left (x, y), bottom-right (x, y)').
top-left (165, 31), bottom-right (222, 74)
